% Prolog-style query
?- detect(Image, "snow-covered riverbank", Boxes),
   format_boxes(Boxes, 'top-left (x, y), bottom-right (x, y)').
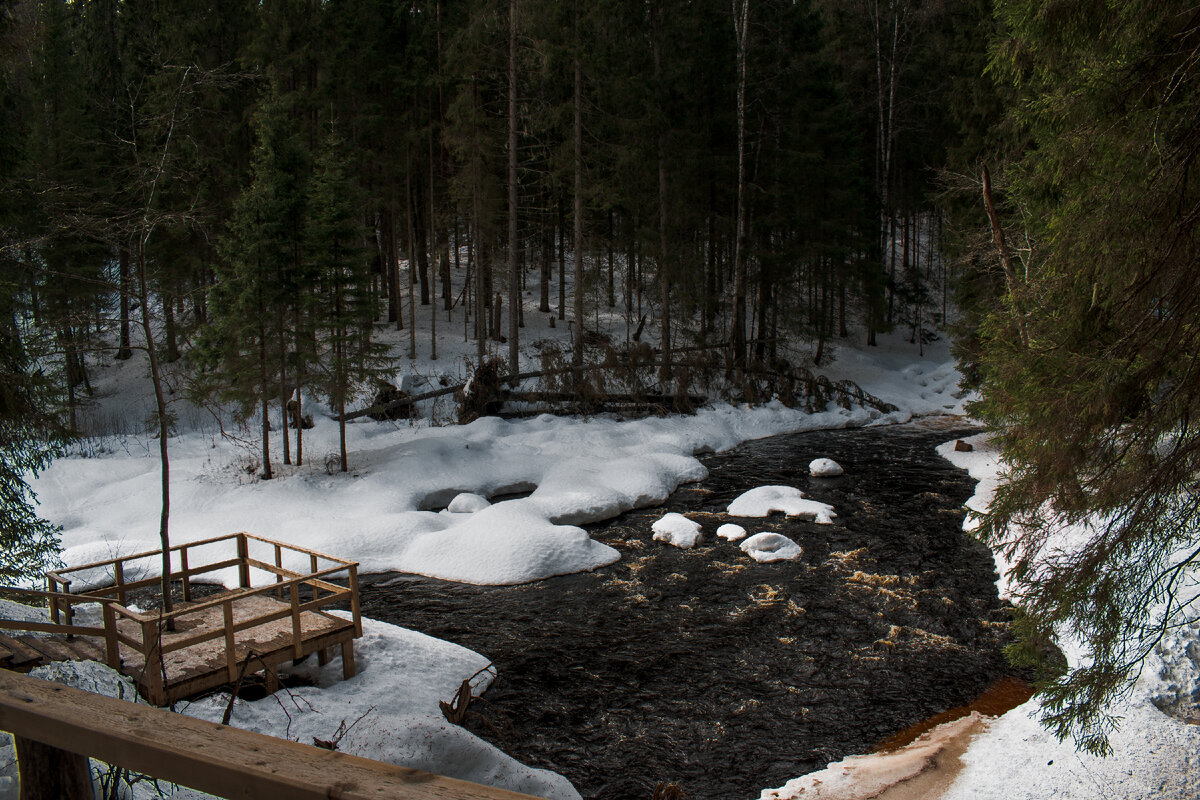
top-left (21, 329), bottom-right (1199, 799)
top-left (759, 434), bottom-right (1200, 800)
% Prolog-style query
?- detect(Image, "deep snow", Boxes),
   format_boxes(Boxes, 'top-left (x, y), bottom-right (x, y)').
top-left (21, 313), bottom-right (1199, 800)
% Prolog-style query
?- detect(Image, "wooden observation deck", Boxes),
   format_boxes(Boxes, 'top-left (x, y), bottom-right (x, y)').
top-left (0, 532), bottom-right (362, 706)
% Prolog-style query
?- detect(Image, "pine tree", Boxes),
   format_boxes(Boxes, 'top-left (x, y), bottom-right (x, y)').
top-left (307, 124), bottom-right (391, 472)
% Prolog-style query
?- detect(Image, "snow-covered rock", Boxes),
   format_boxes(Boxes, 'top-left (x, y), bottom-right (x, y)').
top-left (403, 501), bottom-right (618, 584)
top-left (727, 485), bottom-right (836, 524)
top-left (30, 659), bottom-right (142, 701)
top-left (808, 457), bottom-right (844, 477)
top-left (651, 512), bottom-right (703, 549)
top-left (716, 523), bottom-right (748, 541)
top-left (740, 532), bottom-right (803, 563)
top-left (0, 599), bottom-right (48, 625)
top-left (446, 492), bottom-right (491, 513)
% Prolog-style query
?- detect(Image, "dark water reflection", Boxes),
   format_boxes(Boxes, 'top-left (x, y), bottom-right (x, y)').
top-left (359, 420), bottom-right (1016, 800)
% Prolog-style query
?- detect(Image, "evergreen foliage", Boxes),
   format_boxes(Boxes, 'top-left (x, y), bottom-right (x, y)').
top-left (307, 123), bottom-right (391, 471)
top-left (962, 0), bottom-right (1200, 755)
top-left (199, 86), bottom-right (309, 478)
top-left (0, 292), bottom-right (66, 586)
top-left (0, 0), bottom-right (983, 565)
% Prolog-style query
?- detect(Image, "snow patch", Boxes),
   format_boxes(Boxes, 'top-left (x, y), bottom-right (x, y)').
top-left (716, 523), bottom-right (748, 541)
top-left (651, 512), bottom-right (703, 549)
top-left (740, 532), bottom-right (803, 563)
top-left (401, 501), bottom-right (618, 584)
top-left (760, 713), bottom-right (986, 800)
top-left (728, 485), bottom-right (836, 524)
top-left (0, 599), bottom-right (48, 625)
top-left (809, 457), bottom-right (844, 477)
top-left (446, 492), bottom-right (491, 513)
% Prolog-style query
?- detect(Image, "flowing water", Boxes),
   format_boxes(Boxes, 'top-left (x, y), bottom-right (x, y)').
top-left (358, 420), bottom-right (1021, 800)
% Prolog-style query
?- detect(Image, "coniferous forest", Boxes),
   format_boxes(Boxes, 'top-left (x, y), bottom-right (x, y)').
top-left (8, 0), bottom-right (1200, 774)
top-left (0, 0), bottom-right (981, 427)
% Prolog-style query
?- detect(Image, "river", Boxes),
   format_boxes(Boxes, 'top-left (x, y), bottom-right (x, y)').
top-left (358, 419), bottom-right (1020, 800)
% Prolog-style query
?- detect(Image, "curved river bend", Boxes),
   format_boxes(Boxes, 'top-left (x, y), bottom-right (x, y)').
top-left (359, 421), bottom-right (1018, 800)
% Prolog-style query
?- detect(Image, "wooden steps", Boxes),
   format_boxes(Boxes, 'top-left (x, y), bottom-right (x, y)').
top-left (0, 633), bottom-right (115, 673)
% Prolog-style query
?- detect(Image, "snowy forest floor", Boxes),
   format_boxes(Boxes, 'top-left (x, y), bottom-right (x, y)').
top-left (14, 278), bottom-right (1200, 798)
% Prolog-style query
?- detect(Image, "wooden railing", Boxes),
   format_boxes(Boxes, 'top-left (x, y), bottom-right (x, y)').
top-left (2, 533), bottom-right (362, 702)
top-left (0, 669), bottom-right (540, 800)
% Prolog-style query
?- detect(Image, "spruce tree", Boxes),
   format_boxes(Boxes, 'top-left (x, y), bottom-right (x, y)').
top-left (307, 124), bottom-right (391, 472)
top-left (964, 0), bottom-right (1200, 755)
top-left (199, 87), bottom-right (308, 479)
top-left (0, 289), bottom-right (67, 586)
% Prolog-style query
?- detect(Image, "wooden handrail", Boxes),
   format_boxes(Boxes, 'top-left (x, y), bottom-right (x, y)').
top-left (0, 620), bottom-right (107, 638)
top-left (150, 565), bottom-right (351, 625)
top-left (46, 532), bottom-right (356, 588)
top-left (0, 670), bottom-right (539, 799)
top-left (0, 586), bottom-right (120, 607)
top-left (239, 532), bottom-right (356, 568)
top-left (3, 532), bottom-right (366, 699)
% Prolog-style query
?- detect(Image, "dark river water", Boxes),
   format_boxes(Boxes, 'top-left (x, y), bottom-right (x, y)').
top-left (358, 419), bottom-right (1018, 800)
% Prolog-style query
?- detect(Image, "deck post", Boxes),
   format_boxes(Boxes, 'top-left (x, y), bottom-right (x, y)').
top-left (62, 581), bottom-right (73, 627)
top-left (102, 604), bottom-right (119, 668)
top-left (14, 735), bottom-right (93, 800)
top-left (348, 564), bottom-right (362, 638)
top-left (237, 534), bottom-right (250, 589)
top-left (180, 547), bottom-right (192, 603)
top-left (274, 544), bottom-right (284, 600)
top-left (223, 601), bottom-right (237, 682)
top-left (141, 618), bottom-right (165, 706)
top-left (115, 561), bottom-right (126, 607)
top-left (340, 640), bottom-right (356, 680)
top-left (45, 577), bottom-right (59, 627)
top-left (289, 584), bottom-right (303, 660)
top-left (263, 657), bottom-right (280, 694)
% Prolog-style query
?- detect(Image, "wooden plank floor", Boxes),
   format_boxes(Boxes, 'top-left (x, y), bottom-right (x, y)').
top-left (0, 633), bottom-right (106, 672)
top-left (0, 592), bottom-right (356, 705)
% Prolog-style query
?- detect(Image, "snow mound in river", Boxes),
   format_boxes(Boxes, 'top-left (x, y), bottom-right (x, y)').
top-left (728, 485), bottom-right (836, 524)
top-left (652, 512), bottom-right (703, 549)
top-left (740, 532), bottom-right (803, 563)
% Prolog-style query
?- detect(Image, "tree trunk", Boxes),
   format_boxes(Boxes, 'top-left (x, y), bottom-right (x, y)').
top-left (607, 209), bottom-right (615, 308)
top-left (508, 0), bottom-right (520, 380)
top-left (137, 241), bottom-right (174, 619)
top-left (294, 311), bottom-right (305, 466)
top-left (406, 150), bottom-right (418, 359)
top-left (572, 8), bottom-right (584, 367)
top-left (116, 245), bottom-right (132, 360)
top-left (278, 315), bottom-right (290, 466)
top-left (384, 205), bottom-right (402, 330)
top-left (493, 292), bottom-right (503, 342)
top-left (163, 293), bottom-right (179, 363)
top-left (428, 117), bottom-right (440, 361)
top-left (651, 1), bottom-right (671, 385)
top-left (540, 213), bottom-right (552, 313)
top-left (414, 178), bottom-right (431, 307)
top-left (626, 214), bottom-right (635, 315)
top-left (557, 195), bottom-right (566, 320)
top-left (731, 0), bottom-right (750, 378)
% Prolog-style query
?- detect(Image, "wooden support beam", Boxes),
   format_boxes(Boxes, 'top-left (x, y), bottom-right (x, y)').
top-left (14, 735), bottom-right (92, 800)
top-left (236, 535), bottom-right (250, 589)
top-left (0, 670), bottom-right (539, 800)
